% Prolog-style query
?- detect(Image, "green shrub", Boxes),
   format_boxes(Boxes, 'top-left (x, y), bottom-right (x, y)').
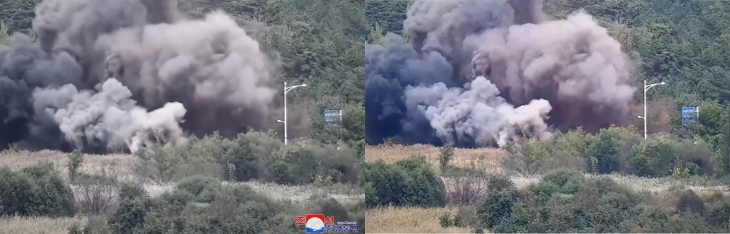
top-left (508, 129), bottom-right (594, 174)
top-left (675, 189), bottom-right (705, 214)
top-left (705, 193), bottom-right (730, 231)
top-left (221, 136), bottom-right (260, 181)
top-left (477, 177), bottom-right (520, 229)
top-left (107, 197), bottom-right (148, 234)
top-left (68, 223), bottom-right (83, 234)
top-left (140, 131), bottom-right (363, 187)
top-left (439, 213), bottom-right (453, 227)
top-left (508, 127), bottom-right (722, 179)
top-left (68, 150), bottom-right (84, 182)
top-left (474, 170), bottom-right (730, 233)
top-left (118, 182), bottom-right (147, 201)
top-left (365, 157), bottom-right (446, 207)
top-left (365, 182), bottom-right (378, 207)
top-left (439, 144), bottom-right (454, 173)
top-left (588, 129), bottom-right (624, 174)
top-left (0, 163), bottom-right (76, 217)
top-left (175, 175), bottom-right (222, 203)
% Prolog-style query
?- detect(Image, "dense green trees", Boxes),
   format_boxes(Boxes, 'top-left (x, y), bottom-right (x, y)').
top-left (476, 170), bottom-right (730, 233)
top-left (507, 126), bottom-right (722, 179)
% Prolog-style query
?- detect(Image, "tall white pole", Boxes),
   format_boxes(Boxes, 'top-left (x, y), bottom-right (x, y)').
top-left (278, 82), bottom-right (305, 145)
top-left (283, 82), bottom-right (288, 145)
top-left (640, 80), bottom-right (649, 140)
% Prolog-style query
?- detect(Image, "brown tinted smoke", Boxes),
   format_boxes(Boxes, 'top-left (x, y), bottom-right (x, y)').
top-left (365, 0), bottom-right (635, 147)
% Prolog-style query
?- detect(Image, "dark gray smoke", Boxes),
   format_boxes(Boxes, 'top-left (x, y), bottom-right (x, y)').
top-left (0, 0), bottom-right (276, 153)
top-left (365, 0), bottom-right (635, 147)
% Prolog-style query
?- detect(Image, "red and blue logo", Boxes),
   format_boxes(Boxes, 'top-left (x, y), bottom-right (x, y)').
top-left (296, 214), bottom-right (358, 233)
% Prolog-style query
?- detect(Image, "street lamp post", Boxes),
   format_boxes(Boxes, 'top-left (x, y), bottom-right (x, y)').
top-left (636, 80), bottom-right (666, 139)
top-left (277, 82), bottom-right (306, 145)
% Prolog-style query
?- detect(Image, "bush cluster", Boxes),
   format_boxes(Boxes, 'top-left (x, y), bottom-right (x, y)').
top-left (138, 131), bottom-right (363, 185)
top-left (0, 133), bottom-right (365, 234)
top-left (507, 127), bottom-right (721, 178)
top-left (476, 170), bottom-right (730, 233)
top-left (365, 157), bottom-right (446, 208)
top-left (67, 175), bottom-right (365, 234)
top-left (0, 163), bottom-right (76, 217)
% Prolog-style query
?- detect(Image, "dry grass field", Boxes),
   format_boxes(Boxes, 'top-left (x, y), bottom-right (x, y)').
top-left (366, 144), bottom-right (508, 173)
top-left (0, 216), bottom-right (86, 234)
top-left (365, 206), bottom-right (474, 233)
top-left (0, 149), bottom-right (138, 182)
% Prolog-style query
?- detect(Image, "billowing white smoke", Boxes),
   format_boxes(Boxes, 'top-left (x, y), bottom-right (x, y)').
top-left (33, 79), bottom-right (186, 153)
top-left (99, 10), bottom-right (277, 123)
top-left (470, 11), bottom-right (634, 121)
top-left (405, 76), bottom-right (551, 147)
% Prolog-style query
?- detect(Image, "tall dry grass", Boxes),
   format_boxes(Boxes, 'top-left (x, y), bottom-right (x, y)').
top-left (0, 216), bottom-right (86, 234)
top-left (366, 144), bottom-right (508, 173)
top-left (0, 149), bottom-right (139, 181)
top-left (365, 206), bottom-right (475, 233)
top-left (366, 144), bottom-right (729, 194)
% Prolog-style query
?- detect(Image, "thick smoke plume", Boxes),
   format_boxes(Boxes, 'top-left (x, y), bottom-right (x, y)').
top-left (0, 0), bottom-right (276, 153)
top-left (365, 0), bottom-right (635, 147)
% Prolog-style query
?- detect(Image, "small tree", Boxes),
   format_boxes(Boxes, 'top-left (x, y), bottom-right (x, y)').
top-left (68, 150), bottom-right (84, 182)
top-left (369, 23), bottom-right (385, 45)
top-left (440, 144), bottom-right (454, 174)
top-left (439, 213), bottom-right (453, 227)
top-left (0, 21), bottom-right (11, 46)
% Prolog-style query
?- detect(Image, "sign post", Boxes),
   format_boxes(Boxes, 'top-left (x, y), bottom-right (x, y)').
top-left (681, 106), bottom-right (699, 124)
top-left (324, 109), bottom-right (342, 128)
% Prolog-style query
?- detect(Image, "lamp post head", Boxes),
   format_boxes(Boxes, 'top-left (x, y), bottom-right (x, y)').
top-left (301, 84), bottom-right (307, 87)
top-left (660, 82), bottom-right (666, 85)
top-left (277, 119), bottom-right (284, 123)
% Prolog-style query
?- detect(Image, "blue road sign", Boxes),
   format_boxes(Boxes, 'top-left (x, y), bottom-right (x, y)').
top-left (324, 109), bottom-right (341, 128)
top-left (681, 106), bottom-right (698, 124)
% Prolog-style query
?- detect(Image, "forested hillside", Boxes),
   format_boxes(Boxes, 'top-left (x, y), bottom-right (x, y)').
top-left (1, 0), bottom-right (365, 153)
